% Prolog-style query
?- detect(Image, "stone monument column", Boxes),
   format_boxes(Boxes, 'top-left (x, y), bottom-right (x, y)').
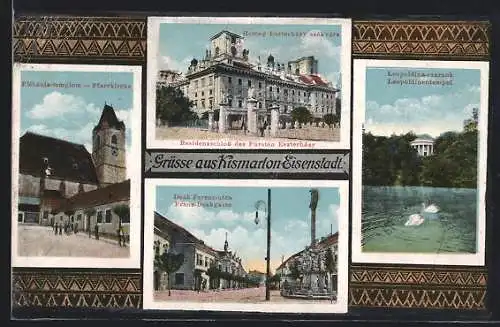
top-left (247, 98), bottom-right (258, 135)
top-left (270, 105), bottom-right (280, 138)
top-left (219, 104), bottom-right (227, 133)
top-left (208, 111), bottom-right (214, 131)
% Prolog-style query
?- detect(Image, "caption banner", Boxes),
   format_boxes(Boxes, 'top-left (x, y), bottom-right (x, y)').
top-left (145, 152), bottom-right (350, 175)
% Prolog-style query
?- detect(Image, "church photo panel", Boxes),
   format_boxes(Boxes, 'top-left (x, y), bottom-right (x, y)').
top-left (11, 63), bottom-right (142, 268)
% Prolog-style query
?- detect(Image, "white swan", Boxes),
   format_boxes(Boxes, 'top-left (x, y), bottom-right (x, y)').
top-left (422, 202), bottom-right (440, 213)
top-left (405, 213), bottom-right (425, 226)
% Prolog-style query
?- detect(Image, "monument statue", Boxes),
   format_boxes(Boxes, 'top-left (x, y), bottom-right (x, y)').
top-left (309, 188), bottom-right (319, 210)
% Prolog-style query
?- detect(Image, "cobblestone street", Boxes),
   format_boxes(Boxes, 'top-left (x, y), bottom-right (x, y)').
top-left (17, 224), bottom-right (129, 258)
top-left (154, 287), bottom-right (333, 303)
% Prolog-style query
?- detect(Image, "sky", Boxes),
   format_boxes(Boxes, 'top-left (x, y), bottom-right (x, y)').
top-left (364, 67), bottom-right (481, 137)
top-left (19, 70), bottom-right (134, 178)
top-left (157, 23), bottom-right (343, 88)
top-left (155, 186), bottom-right (340, 273)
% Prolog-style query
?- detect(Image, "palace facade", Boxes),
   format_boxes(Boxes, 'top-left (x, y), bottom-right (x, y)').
top-left (157, 30), bottom-right (339, 121)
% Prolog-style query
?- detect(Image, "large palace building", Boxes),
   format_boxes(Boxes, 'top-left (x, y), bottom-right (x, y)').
top-left (157, 30), bottom-right (339, 120)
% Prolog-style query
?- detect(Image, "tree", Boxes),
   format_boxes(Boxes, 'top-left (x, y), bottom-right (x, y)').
top-left (154, 243), bottom-right (184, 296)
top-left (113, 204), bottom-right (130, 229)
top-left (200, 109), bottom-right (220, 121)
top-left (324, 247), bottom-right (336, 292)
top-left (291, 106), bottom-right (312, 126)
top-left (288, 259), bottom-right (301, 280)
top-left (323, 113), bottom-right (336, 128)
top-left (156, 86), bottom-right (197, 125)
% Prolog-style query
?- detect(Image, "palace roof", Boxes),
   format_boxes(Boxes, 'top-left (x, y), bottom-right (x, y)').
top-left (19, 132), bottom-right (99, 184)
top-left (210, 30), bottom-right (242, 41)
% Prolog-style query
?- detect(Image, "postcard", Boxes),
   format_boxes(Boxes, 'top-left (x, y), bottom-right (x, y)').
top-left (11, 63), bottom-right (142, 268)
top-left (143, 179), bottom-right (349, 313)
top-left (352, 59), bottom-right (489, 265)
top-left (147, 17), bottom-right (351, 150)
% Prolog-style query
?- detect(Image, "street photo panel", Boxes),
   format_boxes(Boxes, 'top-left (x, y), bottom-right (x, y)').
top-left (146, 17), bottom-right (352, 150)
top-left (11, 63), bottom-right (142, 268)
top-left (143, 179), bottom-right (349, 313)
top-left (351, 59), bottom-right (489, 265)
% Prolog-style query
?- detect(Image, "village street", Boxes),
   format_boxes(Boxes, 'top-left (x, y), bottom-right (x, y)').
top-left (154, 286), bottom-right (333, 303)
top-left (17, 224), bottom-right (129, 258)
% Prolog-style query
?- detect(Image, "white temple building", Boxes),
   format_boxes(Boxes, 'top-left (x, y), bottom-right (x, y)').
top-left (410, 135), bottom-right (435, 157)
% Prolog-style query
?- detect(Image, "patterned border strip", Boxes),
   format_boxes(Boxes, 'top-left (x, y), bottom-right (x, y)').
top-left (12, 270), bottom-right (142, 308)
top-left (349, 265), bottom-right (487, 309)
top-left (352, 20), bottom-right (490, 59)
top-left (13, 16), bottom-right (147, 62)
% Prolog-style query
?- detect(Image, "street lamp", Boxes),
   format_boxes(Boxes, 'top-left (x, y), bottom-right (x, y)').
top-left (254, 189), bottom-right (271, 301)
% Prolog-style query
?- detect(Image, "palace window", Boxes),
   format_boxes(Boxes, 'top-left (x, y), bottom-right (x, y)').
top-left (228, 77), bottom-right (232, 83)
top-left (194, 92), bottom-right (197, 98)
top-left (205, 257), bottom-right (209, 267)
top-left (238, 100), bottom-right (243, 108)
top-left (77, 214), bottom-right (82, 221)
top-left (269, 86), bottom-right (273, 92)
top-left (248, 80), bottom-right (251, 87)
top-left (209, 89), bottom-right (213, 95)
top-left (97, 211), bottom-right (103, 224)
top-left (258, 82), bottom-right (262, 89)
top-left (258, 102), bottom-right (262, 109)
top-left (284, 89), bottom-right (288, 95)
top-left (105, 209), bottom-right (112, 223)
top-left (111, 135), bottom-right (117, 145)
top-left (238, 78), bottom-right (242, 85)
top-left (201, 91), bottom-right (204, 96)
top-left (228, 99), bottom-right (232, 106)
top-left (175, 273), bottom-right (184, 285)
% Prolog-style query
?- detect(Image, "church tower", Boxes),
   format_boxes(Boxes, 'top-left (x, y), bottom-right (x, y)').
top-left (92, 104), bottom-right (127, 187)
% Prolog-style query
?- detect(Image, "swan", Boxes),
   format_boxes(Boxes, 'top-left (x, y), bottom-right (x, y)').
top-left (405, 213), bottom-right (425, 226)
top-left (422, 202), bottom-right (439, 213)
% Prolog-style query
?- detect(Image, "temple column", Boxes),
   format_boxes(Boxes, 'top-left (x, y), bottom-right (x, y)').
top-left (208, 111), bottom-right (214, 131)
top-left (219, 104), bottom-right (227, 133)
top-left (247, 97), bottom-right (258, 135)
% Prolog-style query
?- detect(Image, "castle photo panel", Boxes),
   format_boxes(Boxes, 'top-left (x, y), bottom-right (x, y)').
top-left (11, 63), bottom-right (142, 268)
top-left (147, 16), bottom-right (352, 150)
top-left (351, 59), bottom-right (489, 266)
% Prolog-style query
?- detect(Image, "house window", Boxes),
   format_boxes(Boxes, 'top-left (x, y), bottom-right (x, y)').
top-left (194, 92), bottom-right (197, 97)
top-left (209, 89), bottom-right (213, 95)
top-left (77, 214), bottom-right (82, 221)
top-left (97, 211), bottom-right (103, 224)
top-left (238, 78), bottom-right (242, 85)
top-left (277, 87), bottom-right (280, 93)
top-left (105, 209), bottom-right (112, 223)
top-left (111, 135), bottom-right (117, 145)
top-left (228, 77), bottom-right (232, 83)
top-left (269, 86), bottom-right (272, 92)
top-left (218, 264), bottom-right (222, 271)
top-left (95, 135), bottom-right (100, 148)
top-left (201, 91), bottom-right (204, 96)
top-left (248, 80), bottom-right (251, 87)
top-left (238, 100), bottom-right (243, 108)
top-left (258, 102), bottom-right (262, 109)
top-left (205, 257), bottom-right (209, 267)
top-left (175, 273), bottom-right (184, 285)
top-left (228, 99), bottom-right (232, 106)
top-left (258, 82), bottom-right (262, 88)
top-left (18, 213), bottom-right (23, 222)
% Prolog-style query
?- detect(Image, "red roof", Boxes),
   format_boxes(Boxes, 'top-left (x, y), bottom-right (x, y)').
top-left (298, 74), bottom-right (329, 86)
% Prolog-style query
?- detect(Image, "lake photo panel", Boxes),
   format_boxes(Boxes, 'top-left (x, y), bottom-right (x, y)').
top-left (352, 59), bottom-right (489, 266)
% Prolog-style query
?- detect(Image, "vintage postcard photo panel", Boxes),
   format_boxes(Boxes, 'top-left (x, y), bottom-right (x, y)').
top-left (143, 179), bottom-right (349, 313)
top-left (11, 63), bottom-right (142, 268)
top-left (147, 17), bottom-right (352, 150)
top-left (352, 59), bottom-right (489, 266)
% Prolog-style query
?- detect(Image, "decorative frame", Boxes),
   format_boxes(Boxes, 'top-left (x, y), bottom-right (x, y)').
top-left (11, 16), bottom-right (491, 314)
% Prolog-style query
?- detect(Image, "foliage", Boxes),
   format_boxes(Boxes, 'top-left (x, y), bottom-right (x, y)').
top-left (362, 110), bottom-right (478, 189)
top-left (324, 247), bottom-right (336, 273)
top-left (323, 113), bottom-right (336, 127)
top-left (287, 259), bottom-right (301, 279)
top-left (291, 106), bottom-right (312, 124)
top-left (156, 86), bottom-right (197, 125)
top-left (113, 204), bottom-right (130, 224)
top-left (84, 208), bottom-right (96, 217)
top-left (154, 241), bottom-right (184, 296)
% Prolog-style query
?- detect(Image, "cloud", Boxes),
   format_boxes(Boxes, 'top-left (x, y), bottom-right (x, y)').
top-left (365, 85), bottom-right (480, 137)
top-left (158, 55), bottom-right (191, 73)
top-left (299, 30), bottom-right (341, 62)
top-left (26, 91), bottom-right (102, 120)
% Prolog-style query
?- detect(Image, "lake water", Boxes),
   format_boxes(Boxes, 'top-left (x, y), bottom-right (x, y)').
top-left (362, 186), bottom-right (477, 253)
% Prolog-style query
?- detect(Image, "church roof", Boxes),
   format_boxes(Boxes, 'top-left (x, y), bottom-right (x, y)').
top-left (93, 104), bottom-right (125, 131)
top-left (19, 132), bottom-right (98, 184)
top-left (57, 179), bottom-right (130, 212)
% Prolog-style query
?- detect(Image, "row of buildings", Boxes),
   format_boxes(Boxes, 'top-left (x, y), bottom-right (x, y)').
top-left (157, 30), bottom-right (339, 122)
top-left (17, 104), bottom-right (131, 236)
top-left (275, 232), bottom-right (339, 294)
top-left (154, 211), bottom-right (262, 292)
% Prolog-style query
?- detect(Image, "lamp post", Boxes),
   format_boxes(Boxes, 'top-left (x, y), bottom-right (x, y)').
top-left (254, 188), bottom-right (271, 301)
